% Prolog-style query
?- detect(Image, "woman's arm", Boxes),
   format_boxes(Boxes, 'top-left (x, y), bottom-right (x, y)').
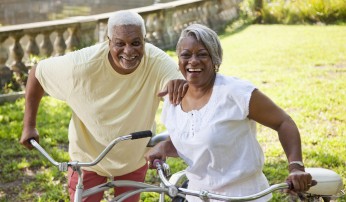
top-left (248, 89), bottom-right (302, 163)
top-left (248, 89), bottom-right (313, 192)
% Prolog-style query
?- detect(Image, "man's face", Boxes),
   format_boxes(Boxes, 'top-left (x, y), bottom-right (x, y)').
top-left (108, 25), bottom-right (144, 74)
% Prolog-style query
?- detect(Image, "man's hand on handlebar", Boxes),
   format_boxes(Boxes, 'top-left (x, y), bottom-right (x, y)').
top-left (20, 127), bottom-right (39, 150)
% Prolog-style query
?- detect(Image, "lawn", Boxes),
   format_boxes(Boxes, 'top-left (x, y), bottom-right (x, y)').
top-left (0, 24), bottom-right (345, 201)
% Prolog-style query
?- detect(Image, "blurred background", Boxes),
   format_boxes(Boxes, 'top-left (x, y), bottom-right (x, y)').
top-left (0, 0), bottom-right (180, 26)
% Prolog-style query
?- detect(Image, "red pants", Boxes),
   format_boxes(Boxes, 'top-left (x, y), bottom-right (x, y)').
top-left (68, 164), bottom-right (148, 202)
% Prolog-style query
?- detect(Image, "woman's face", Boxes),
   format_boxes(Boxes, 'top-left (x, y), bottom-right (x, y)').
top-left (108, 25), bottom-right (144, 74)
top-left (178, 36), bottom-right (215, 87)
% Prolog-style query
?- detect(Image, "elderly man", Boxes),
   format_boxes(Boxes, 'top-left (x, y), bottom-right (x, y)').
top-left (20, 10), bottom-right (186, 202)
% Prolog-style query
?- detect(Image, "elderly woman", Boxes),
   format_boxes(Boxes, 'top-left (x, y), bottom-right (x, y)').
top-left (145, 24), bottom-right (314, 201)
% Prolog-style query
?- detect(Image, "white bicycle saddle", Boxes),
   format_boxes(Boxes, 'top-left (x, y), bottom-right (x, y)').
top-left (306, 167), bottom-right (344, 196)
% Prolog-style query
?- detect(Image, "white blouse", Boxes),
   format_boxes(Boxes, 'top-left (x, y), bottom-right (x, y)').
top-left (162, 74), bottom-right (271, 202)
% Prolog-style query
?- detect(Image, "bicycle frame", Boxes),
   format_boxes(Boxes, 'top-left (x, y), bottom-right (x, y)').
top-left (30, 130), bottom-right (165, 202)
top-left (30, 130), bottom-right (345, 202)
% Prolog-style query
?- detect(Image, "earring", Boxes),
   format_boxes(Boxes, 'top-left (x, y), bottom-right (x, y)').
top-left (214, 65), bottom-right (219, 73)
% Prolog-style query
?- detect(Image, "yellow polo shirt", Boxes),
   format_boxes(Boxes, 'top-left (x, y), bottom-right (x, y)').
top-left (36, 41), bottom-right (182, 177)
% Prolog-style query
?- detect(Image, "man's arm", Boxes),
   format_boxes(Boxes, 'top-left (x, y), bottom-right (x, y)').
top-left (20, 66), bottom-right (45, 149)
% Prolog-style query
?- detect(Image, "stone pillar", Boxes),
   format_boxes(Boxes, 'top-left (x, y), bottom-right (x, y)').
top-left (54, 28), bottom-right (67, 56)
top-left (145, 14), bottom-right (155, 45)
top-left (65, 24), bottom-right (80, 52)
top-left (40, 31), bottom-right (54, 57)
top-left (26, 32), bottom-right (40, 57)
top-left (9, 33), bottom-right (27, 89)
top-left (97, 21), bottom-right (108, 42)
top-left (0, 35), bottom-right (12, 90)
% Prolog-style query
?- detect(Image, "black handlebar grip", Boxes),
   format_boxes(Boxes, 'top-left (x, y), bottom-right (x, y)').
top-left (131, 130), bottom-right (152, 139)
top-left (28, 138), bottom-right (37, 145)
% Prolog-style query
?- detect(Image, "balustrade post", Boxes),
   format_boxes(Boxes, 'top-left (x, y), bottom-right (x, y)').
top-left (97, 21), bottom-right (108, 42)
top-left (145, 14), bottom-right (155, 46)
top-left (26, 32), bottom-right (40, 58)
top-left (0, 35), bottom-right (12, 90)
top-left (54, 28), bottom-right (67, 56)
top-left (65, 24), bottom-right (80, 52)
top-left (40, 31), bottom-right (53, 57)
top-left (79, 21), bottom-right (97, 47)
top-left (9, 33), bottom-right (27, 89)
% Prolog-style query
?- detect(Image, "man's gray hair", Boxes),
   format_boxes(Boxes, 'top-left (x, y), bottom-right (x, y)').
top-left (176, 24), bottom-right (223, 66)
top-left (107, 10), bottom-right (146, 38)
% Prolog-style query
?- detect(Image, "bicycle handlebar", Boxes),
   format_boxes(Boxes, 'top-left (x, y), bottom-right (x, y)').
top-left (30, 130), bottom-right (152, 170)
top-left (130, 130), bottom-right (152, 139)
top-left (153, 159), bottom-right (292, 201)
top-left (178, 183), bottom-right (290, 201)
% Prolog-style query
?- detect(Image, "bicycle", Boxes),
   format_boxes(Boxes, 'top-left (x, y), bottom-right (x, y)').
top-left (29, 130), bottom-right (345, 202)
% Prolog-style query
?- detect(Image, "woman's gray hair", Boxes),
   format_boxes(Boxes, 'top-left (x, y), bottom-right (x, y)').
top-left (176, 24), bottom-right (223, 66)
top-left (107, 10), bottom-right (146, 38)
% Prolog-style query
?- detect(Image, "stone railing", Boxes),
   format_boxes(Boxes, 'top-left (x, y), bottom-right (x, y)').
top-left (0, 0), bottom-right (241, 100)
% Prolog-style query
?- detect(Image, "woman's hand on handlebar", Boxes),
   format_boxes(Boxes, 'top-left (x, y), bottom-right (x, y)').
top-left (145, 137), bottom-right (179, 169)
top-left (286, 169), bottom-right (316, 193)
top-left (20, 127), bottom-right (39, 149)
top-left (145, 142), bottom-right (168, 169)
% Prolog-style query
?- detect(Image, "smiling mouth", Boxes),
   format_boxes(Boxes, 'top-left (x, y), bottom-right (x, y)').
top-left (187, 68), bottom-right (202, 73)
top-left (120, 56), bottom-right (136, 61)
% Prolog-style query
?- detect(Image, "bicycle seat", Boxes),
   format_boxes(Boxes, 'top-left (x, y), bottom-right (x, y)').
top-left (147, 130), bottom-right (169, 147)
top-left (306, 167), bottom-right (344, 196)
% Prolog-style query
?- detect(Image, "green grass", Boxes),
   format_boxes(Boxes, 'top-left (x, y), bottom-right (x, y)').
top-left (1, 24), bottom-right (346, 201)
top-left (218, 24), bottom-right (346, 201)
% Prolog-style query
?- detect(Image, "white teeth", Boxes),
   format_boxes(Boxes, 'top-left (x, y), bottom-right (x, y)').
top-left (120, 56), bottom-right (136, 60)
top-left (187, 68), bottom-right (202, 72)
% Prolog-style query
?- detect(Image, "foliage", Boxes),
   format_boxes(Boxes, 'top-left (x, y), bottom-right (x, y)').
top-left (1, 25), bottom-right (346, 201)
top-left (239, 0), bottom-right (346, 24)
top-left (0, 79), bottom-right (23, 94)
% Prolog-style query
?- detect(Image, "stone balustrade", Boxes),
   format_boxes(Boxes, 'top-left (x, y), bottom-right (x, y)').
top-left (0, 0), bottom-right (241, 94)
